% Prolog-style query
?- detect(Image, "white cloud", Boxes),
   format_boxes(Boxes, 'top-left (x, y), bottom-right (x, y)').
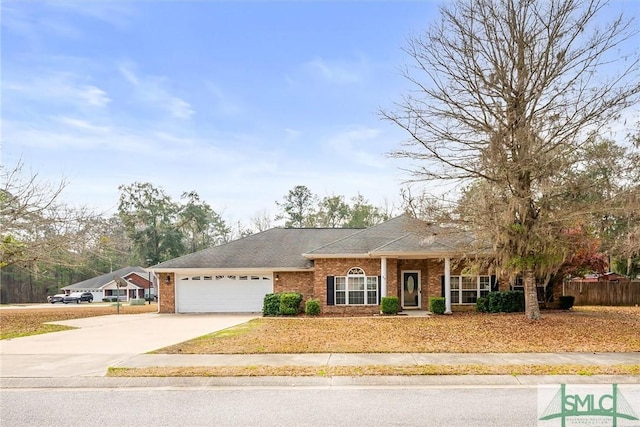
top-left (45, 2), bottom-right (134, 29)
top-left (324, 127), bottom-right (387, 168)
top-left (118, 63), bottom-right (139, 85)
top-left (300, 56), bottom-right (366, 85)
top-left (169, 98), bottom-right (195, 120)
top-left (204, 81), bottom-right (243, 116)
top-left (118, 62), bottom-right (195, 120)
top-left (4, 74), bottom-right (111, 108)
top-left (284, 128), bottom-right (302, 140)
top-left (79, 86), bottom-right (111, 107)
top-left (56, 116), bottom-right (110, 133)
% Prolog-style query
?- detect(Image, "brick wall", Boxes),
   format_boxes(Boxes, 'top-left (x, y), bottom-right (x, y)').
top-left (158, 272), bottom-right (175, 313)
top-left (274, 271), bottom-right (314, 300)
top-left (313, 258), bottom-right (381, 308)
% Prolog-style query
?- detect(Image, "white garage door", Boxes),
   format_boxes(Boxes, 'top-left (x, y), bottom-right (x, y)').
top-left (177, 273), bottom-right (273, 313)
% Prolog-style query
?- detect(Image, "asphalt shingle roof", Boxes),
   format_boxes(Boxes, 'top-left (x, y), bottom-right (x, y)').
top-left (152, 215), bottom-right (479, 270)
top-left (304, 214), bottom-right (474, 256)
top-left (153, 228), bottom-right (361, 269)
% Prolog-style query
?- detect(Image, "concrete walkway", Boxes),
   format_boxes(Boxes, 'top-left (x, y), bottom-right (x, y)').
top-left (117, 351), bottom-right (640, 369)
top-left (0, 313), bottom-right (257, 377)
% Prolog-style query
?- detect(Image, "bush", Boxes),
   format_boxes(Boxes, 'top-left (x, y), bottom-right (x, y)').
top-left (381, 296), bottom-right (399, 315)
top-left (102, 296), bottom-right (118, 302)
top-left (305, 299), bottom-right (321, 316)
top-left (559, 295), bottom-right (575, 310)
top-left (476, 297), bottom-right (489, 313)
top-left (429, 297), bottom-right (446, 314)
top-left (484, 291), bottom-right (524, 313)
top-left (279, 292), bottom-right (303, 316)
top-left (263, 293), bottom-right (281, 316)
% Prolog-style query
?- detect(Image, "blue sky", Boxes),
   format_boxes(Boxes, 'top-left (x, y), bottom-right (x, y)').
top-left (2, 1), bottom-right (638, 228)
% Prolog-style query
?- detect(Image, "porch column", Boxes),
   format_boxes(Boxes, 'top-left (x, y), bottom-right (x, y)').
top-left (380, 257), bottom-right (387, 298)
top-left (444, 257), bottom-right (452, 314)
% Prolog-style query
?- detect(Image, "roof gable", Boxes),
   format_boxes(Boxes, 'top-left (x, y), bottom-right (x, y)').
top-left (153, 227), bottom-right (360, 270)
top-left (304, 214), bottom-right (472, 257)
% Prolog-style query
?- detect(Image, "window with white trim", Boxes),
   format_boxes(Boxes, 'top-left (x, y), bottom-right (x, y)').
top-left (335, 267), bottom-right (378, 305)
top-left (450, 275), bottom-right (490, 304)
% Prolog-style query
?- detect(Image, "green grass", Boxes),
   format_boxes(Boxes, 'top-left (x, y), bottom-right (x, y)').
top-left (1, 324), bottom-right (75, 340)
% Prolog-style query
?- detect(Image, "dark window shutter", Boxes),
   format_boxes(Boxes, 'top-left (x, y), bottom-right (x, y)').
top-left (326, 276), bottom-right (335, 306)
top-left (490, 275), bottom-right (498, 292)
top-left (441, 275), bottom-right (445, 297)
top-left (378, 276), bottom-right (382, 304)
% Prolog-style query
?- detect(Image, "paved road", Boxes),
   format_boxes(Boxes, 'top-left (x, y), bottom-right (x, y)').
top-left (0, 313), bottom-right (257, 377)
top-left (1, 385), bottom-right (539, 426)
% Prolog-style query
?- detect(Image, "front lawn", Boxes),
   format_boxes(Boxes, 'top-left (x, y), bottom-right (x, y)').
top-left (157, 306), bottom-right (640, 354)
top-left (0, 304), bottom-right (158, 340)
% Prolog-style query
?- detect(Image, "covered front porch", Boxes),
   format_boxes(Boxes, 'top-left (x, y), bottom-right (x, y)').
top-left (379, 256), bottom-right (497, 313)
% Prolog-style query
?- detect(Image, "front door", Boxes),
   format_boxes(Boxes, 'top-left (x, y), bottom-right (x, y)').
top-left (402, 271), bottom-right (420, 309)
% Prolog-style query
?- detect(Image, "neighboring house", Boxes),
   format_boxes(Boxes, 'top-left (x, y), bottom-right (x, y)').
top-left (61, 266), bottom-right (156, 301)
top-left (571, 272), bottom-right (627, 283)
top-left (152, 215), bottom-right (500, 314)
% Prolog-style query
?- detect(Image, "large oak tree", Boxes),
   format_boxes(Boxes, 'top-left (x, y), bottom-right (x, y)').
top-left (383, 0), bottom-right (639, 319)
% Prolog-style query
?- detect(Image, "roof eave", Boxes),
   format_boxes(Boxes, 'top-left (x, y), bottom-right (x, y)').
top-left (303, 253), bottom-right (371, 259)
top-left (149, 267), bottom-right (313, 273)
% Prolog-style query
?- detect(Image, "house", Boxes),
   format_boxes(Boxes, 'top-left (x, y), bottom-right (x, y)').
top-left (61, 266), bottom-right (156, 301)
top-left (151, 215), bottom-right (499, 314)
top-left (571, 272), bottom-right (627, 283)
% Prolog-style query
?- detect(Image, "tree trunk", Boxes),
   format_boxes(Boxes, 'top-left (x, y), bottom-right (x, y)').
top-left (523, 269), bottom-right (540, 320)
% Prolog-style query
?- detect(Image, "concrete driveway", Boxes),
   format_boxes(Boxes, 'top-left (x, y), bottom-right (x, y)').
top-left (0, 313), bottom-right (257, 378)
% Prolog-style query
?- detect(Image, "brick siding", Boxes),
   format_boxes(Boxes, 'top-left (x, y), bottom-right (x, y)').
top-left (158, 272), bottom-right (175, 313)
top-left (274, 271), bottom-right (314, 299)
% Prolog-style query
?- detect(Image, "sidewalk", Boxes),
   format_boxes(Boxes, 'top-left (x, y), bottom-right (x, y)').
top-left (117, 351), bottom-right (640, 369)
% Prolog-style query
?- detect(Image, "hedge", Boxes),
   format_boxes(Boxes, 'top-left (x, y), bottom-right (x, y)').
top-left (280, 292), bottom-right (303, 315)
top-left (305, 299), bottom-right (321, 316)
top-left (262, 293), bottom-right (281, 316)
top-left (381, 296), bottom-right (399, 315)
top-left (263, 292), bottom-right (303, 316)
top-left (477, 291), bottom-right (524, 313)
top-left (429, 297), bottom-right (446, 314)
top-left (559, 295), bottom-right (575, 310)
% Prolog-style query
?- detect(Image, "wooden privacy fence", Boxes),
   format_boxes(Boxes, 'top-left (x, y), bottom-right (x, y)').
top-left (563, 280), bottom-right (640, 306)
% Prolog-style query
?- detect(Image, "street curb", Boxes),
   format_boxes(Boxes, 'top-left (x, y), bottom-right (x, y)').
top-left (2, 375), bottom-right (639, 389)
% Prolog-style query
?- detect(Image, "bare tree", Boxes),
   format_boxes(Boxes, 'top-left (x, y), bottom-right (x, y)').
top-left (383, 0), bottom-right (639, 319)
top-left (0, 161), bottom-right (102, 301)
top-left (1, 161), bottom-right (89, 268)
top-left (250, 209), bottom-right (273, 233)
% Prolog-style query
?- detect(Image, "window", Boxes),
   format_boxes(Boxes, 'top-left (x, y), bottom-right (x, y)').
top-left (450, 275), bottom-right (490, 304)
top-left (335, 267), bottom-right (378, 305)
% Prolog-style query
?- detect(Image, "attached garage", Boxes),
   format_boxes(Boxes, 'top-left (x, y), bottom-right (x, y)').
top-left (176, 273), bottom-right (273, 313)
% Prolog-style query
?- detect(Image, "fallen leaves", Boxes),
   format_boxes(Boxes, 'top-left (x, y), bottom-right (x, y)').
top-left (158, 306), bottom-right (640, 354)
top-left (0, 304), bottom-right (158, 340)
top-left (107, 364), bottom-right (640, 378)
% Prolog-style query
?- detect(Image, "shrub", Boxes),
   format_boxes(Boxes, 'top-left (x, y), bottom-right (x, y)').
top-left (429, 297), bottom-right (446, 314)
top-left (263, 293), bottom-right (281, 316)
top-left (476, 297), bottom-right (489, 313)
top-left (279, 292), bottom-right (303, 316)
top-left (305, 298), bottom-right (321, 316)
top-left (380, 296), bottom-right (399, 315)
top-left (485, 291), bottom-right (524, 313)
top-left (559, 295), bottom-right (575, 310)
